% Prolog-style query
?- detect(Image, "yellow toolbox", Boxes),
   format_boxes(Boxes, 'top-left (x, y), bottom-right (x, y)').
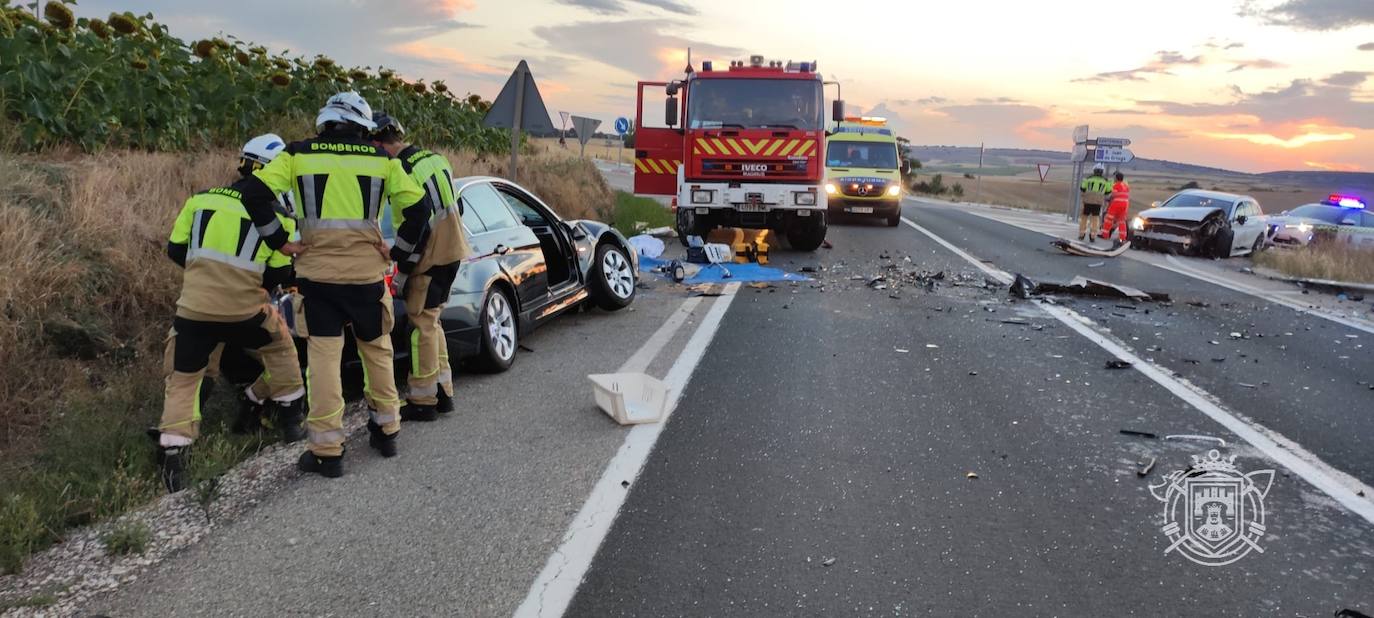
top-left (706, 228), bottom-right (775, 264)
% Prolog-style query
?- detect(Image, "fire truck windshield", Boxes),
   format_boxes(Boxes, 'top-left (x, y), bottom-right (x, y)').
top-left (687, 78), bottom-right (822, 131)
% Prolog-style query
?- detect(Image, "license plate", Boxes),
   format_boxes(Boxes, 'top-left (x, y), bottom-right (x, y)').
top-left (738, 202), bottom-right (769, 212)
top-left (848, 206), bottom-right (874, 214)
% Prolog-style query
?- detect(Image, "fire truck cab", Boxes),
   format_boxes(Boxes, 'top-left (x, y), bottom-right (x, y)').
top-left (633, 55), bottom-right (842, 251)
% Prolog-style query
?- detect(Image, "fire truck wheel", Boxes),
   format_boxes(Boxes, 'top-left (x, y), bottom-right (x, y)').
top-left (787, 214), bottom-right (828, 251)
top-left (675, 207), bottom-right (704, 246)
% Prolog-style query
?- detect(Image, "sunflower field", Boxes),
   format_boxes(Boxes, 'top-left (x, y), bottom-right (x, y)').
top-left (0, 1), bottom-right (509, 152)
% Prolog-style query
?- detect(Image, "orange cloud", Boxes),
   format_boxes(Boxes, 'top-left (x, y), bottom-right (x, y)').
top-left (1201, 130), bottom-right (1356, 148)
top-left (388, 41), bottom-right (505, 77)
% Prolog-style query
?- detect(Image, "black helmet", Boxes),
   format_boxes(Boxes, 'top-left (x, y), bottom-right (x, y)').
top-left (370, 111), bottom-right (405, 141)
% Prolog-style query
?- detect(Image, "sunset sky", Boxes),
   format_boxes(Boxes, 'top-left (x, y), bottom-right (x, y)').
top-left (77, 0), bottom-right (1374, 173)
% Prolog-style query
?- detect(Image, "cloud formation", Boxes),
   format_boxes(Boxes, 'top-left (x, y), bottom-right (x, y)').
top-left (1361, 42), bottom-right (1374, 51)
top-left (1137, 71), bottom-right (1374, 129)
top-left (533, 19), bottom-right (740, 78)
top-left (1072, 50), bottom-right (1203, 82)
top-left (1228, 58), bottom-right (1287, 72)
top-left (555, 0), bottom-right (697, 15)
top-left (1240, 0), bottom-right (1374, 30)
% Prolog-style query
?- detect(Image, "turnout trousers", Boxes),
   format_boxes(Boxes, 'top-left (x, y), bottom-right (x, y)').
top-left (403, 263), bottom-right (459, 406)
top-left (296, 280), bottom-right (401, 457)
top-left (160, 305), bottom-right (303, 441)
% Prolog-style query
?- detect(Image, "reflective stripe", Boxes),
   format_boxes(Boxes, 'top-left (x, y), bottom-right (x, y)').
top-left (393, 237), bottom-right (416, 253)
top-left (272, 386), bottom-right (305, 403)
top-left (298, 219), bottom-right (376, 231)
top-left (431, 203), bottom-right (459, 223)
top-left (406, 252), bottom-right (421, 263)
top-left (393, 272), bottom-right (408, 291)
top-left (255, 217), bottom-right (282, 238)
top-left (423, 176), bottom-right (443, 216)
top-left (370, 411), bottom-right (399, 425)
top-left (300, 174), bottom-right (320, 218)
top-left (409, 382), bottom-right (439, 398)
top-left (238, 226), bottom-right (261, 262)
top-left (187, 247), bottom-right (267, 273)
top-left (363, 176), bottom-right (383, 221)
top-left (307, 428), bottom-right (348, 445)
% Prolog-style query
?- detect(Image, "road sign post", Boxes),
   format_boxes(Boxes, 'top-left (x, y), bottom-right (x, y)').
top-left (1068, 125), bottom-right (1089, 222)
top-left (614, 116), bottom-right (630, 166)
top-left (483, 60), bottom-right (554, 182)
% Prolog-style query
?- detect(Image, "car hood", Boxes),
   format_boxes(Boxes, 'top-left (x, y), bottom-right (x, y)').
top-left (1137, 206), bottom-right (1223, 223)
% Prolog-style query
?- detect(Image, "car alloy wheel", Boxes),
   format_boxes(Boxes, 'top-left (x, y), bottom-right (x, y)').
top-left (602, 248), bottom-right (635, 300)
top-left (486, 291), bottom-right (516, 362)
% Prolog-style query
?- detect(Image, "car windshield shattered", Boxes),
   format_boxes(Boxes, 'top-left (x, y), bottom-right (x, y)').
top-left (826, 141), bottom-right (899, 169)
top-left (687, 78), bottom-right (823, 130)
top-left (1160, 193), bottom-right (1234, 210)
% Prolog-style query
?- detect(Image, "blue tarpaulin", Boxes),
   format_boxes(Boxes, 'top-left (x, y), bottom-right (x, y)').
top-left (638, 256), bottom-right (810, 284)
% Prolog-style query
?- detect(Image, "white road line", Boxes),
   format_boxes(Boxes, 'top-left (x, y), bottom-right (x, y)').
top-left (901, 215), bottom-right (1374, 525)
top-left (514, 285), bottom-right (740, 618)
top-left (947, 203), bottom-right (1374, 334)
top-left (618, 296), bottom-right (703, 374)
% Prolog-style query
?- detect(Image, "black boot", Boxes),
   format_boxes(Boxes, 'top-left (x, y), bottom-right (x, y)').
top-left (367, 421), bottom-right (398, 458)
top-left (272, 399), bottom-right (306, 444)
top-left (435, 389), bottom-right (454, 415)
top-left (297, 450), bottom-right (343, 478)
top-left (148, 430), bottom-right (191, 492)
top-left (400, 402), bottom-right (438, 422)
top-left (231, 390), bottom-right (265, 435)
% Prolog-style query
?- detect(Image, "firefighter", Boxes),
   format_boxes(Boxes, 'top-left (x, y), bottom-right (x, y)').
top-left (153, 134), bottom-right (305, 492)
top-left (1078, 164), bottom-right (1111, 243)
top-left (1100, 171), bottom-right (1131, 245)
top-left (237, 92), bottom-right (435, 478)
top-left (369, 112), bottom-right (471, 420)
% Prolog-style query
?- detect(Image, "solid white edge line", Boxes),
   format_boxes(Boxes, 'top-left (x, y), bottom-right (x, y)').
top-left (514, 284), bottom-right (740, 618)
top-left (948, 202), bottom-right (1374, 335)
top-left (618, 296), bottom-right (703, 374)
top-left (900, 215), bottom-right (1374, 526)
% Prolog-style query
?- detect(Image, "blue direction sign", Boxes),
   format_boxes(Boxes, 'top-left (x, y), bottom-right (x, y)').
top-left (614, 116), bottom-right (630, 136)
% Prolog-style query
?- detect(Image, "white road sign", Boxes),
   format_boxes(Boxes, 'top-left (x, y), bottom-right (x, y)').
top-left (1094, 146), bottom-right (1135, 164)
top-left (1095, 137), bottom-right (1132, 147)
top-left (1073, 124), bottom-right (1089, 145)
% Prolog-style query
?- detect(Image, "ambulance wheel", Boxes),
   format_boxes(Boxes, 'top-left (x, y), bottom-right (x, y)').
top-left (885, 213), bottom-right (901, 227)
top-left (787, 214), bottom-right (827, 251)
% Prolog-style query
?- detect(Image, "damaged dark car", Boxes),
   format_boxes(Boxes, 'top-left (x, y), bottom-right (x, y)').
top-left (1129, 189), bottom-right (1268, 258)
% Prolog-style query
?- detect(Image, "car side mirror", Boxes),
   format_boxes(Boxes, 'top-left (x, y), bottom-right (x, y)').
top-left (900, 160), bottom-right (911, 175)
top-left (832, 99), bottom-right (845, 123)
top-left (665, 95), bottom-right (678, 128)
top-left (568, 222), bottom-right (588, 240)
top-left (1235, 215), bottom-right (1247, 225)
top-left (1150, 201), bottom-right (1161, 208)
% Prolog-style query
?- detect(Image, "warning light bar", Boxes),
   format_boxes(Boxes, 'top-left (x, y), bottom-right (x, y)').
top-left (1327, 194), bottom-right (1367, 209)
top-left (842, 116), bottom-right (888, 126)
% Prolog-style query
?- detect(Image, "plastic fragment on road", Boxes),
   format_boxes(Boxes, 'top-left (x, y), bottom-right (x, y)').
top-left (1164, 434), bottom-right (1226, 447)
top-left (627, 234), bottom-right (666, 259)
top-left (588, 372), bottom-right (670, 425)
top-left (1104, 360), bottom-right (1133, 369)
top-left (966, 472), bottom-right (979, 479)
top-left (1137, 457), bottom-right (1156, 477)
top-left (822, 557), bottom-right (836, 567)
top-left (1010, 274), bottom-right (1166, 302)
top-left (1050, 238), bottom-right (1130, 258)
top-left (1120, 429), bottom-right (1158, 439)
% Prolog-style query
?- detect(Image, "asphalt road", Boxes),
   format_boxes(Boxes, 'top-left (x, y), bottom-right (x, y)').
top-left (86, 197), bottom-right (1374, 617)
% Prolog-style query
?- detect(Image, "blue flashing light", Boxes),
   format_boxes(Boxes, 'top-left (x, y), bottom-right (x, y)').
top-left (702, 60), bottom-right (713, 72)
top-left (1328, 194), bottom-right (1367, 209)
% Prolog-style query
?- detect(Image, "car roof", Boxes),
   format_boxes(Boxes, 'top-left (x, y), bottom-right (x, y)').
top-left (1175, 189), bottom-right (1254, 202)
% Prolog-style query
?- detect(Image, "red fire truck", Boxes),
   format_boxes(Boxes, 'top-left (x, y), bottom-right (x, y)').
top-left (633, 55), bottom-right (843, 251)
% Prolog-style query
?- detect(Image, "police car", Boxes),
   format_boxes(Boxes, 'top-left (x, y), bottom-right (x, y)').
top-left (1265, 194), bottom-right (1374, 249)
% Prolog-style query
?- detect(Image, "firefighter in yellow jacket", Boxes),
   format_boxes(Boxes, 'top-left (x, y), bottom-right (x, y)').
top-left (154, 134), bottom-right (304, 492)
top-left (237, 92), bottom-right (435, 478)
top-left (370, 112), bottom-right (472, 420)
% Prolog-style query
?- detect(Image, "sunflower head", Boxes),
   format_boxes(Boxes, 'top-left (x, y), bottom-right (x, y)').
top-left (411, 82), bottom-right (427, 94)
top-left (130, 58), bottom-right (149, 71)
top-left (43, 2), bottom-right (74, 30)
top-left (192, 39), bottom-right (215, 59)
top-left (234, 50), bottom-right (251, 66)
top-left (433, 81), bottom-right (448, 93)
top-left (88, 18), bottom-right (110, 39)
top-left (268, 72), bottom-right (292, 87)
top-left (108, 12), bottom-right (137, 35)
top-left (349, 69), bottom-right (369, 82)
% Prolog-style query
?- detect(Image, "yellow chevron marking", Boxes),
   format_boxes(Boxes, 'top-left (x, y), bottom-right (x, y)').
top-left (777, 139), bottom-right (799, 157)
top-left (659, 160), bottom-right (676, 174)
top-left (646, 158), bottom-right (664, 174)
top-left (693, 146), bottom-right (702, 155)
top-left (672, 160), bottom-right (681, 171)
top-left (710, 138), bottom-right (730, 156)
top-left (634, 160), bottom-right (649, 173)
top-left (725, 138), bottom-right (746, 156)
top-left (796, 141), bottom-right (815, 156)
top-left (743, 139), bottom-right (767, 155)
top-left (763, 140), bottom-right (785, 156)
top-left (697, 138), bottom-right (716, 155)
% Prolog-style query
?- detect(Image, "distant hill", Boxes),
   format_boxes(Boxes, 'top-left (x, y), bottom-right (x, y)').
top-left (905, 145), bottom-right (1372, 192)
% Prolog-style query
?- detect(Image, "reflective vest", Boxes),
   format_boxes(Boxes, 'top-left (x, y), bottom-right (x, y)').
top-left (1081, 174), bottom-right (1111, 206)
top-left (1109, 181), bottom-right (1130, 209)
top-left (169, 186), bottom-right (295, 321)
top-left (253, 137), bottom-right (426, 284)
top-left (393, 146), bottom-right (472, 270)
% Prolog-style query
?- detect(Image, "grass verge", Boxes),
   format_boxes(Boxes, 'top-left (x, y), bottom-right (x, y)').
top-left (1253, 243), bottom-right (1374, 284)
top-left (0, 148), bottom-right (612, 574)
top-left (611, 191), bottom-right (673, 237)
top-left (102, 521), bottom-right (152, 557)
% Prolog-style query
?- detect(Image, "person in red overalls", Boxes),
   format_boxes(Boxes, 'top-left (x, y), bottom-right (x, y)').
top-left (1100, 172), bottom-right (1131, 245)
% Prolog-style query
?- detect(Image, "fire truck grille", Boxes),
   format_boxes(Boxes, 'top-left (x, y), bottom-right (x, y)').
top-left (700, 159), bottom-right (810, 177)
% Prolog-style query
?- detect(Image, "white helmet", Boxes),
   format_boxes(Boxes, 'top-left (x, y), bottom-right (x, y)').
top-left (1092, 163), bottom-right (1105, 173)
top-left (240, 133), bottom-right (286, 167)
top-left (315, 91), bottom-right (376, 132)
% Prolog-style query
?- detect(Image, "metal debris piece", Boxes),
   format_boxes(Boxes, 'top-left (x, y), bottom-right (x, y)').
top-left (1105, 360), bottom-right (1133, 369)
top-left (1120, 429), bottom-right (1158, 439)
top-left (966, 472), bottom-right (979, 479)
top-left (1009, 273), bottom-right (1167, 301)
top-left (822, 557), bottom-right (836, 567)
top-left (1087, 262), bottom-right (1105, 268)
top-left (1238, 382), bottom-right (1258, 389)
top-left (1137, 457), bottom-right (1156, 477)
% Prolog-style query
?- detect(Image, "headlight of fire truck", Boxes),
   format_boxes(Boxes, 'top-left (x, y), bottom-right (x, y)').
top-left (824, 183), bottom-right (837, 195)
top-left (886, 185), bottom-right (901, 197)
top-left (691, 189), bottom-right (714, 204)
top-left (794, 191), bottom-right (817, 206)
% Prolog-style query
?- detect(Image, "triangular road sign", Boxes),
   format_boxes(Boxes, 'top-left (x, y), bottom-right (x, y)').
top-left (483, 60), bottom-right (554, 133)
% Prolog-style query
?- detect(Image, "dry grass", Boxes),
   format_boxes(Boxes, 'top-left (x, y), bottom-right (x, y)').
top-left (0, 147), bottom-right (611, 573)
top-left (1254, 243), bottom-right (1374, 284)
